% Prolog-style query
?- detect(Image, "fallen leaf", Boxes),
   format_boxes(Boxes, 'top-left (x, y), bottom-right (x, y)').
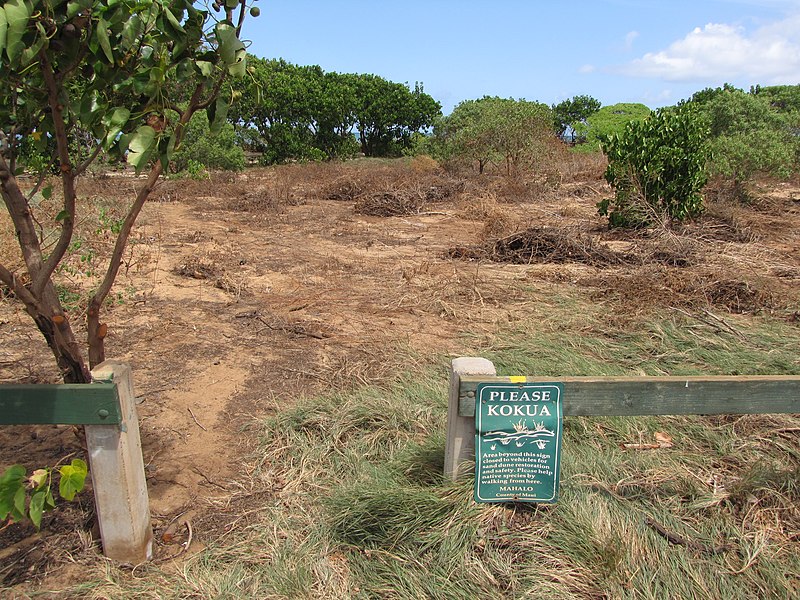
top-left (655, 432), bottom-right (674, 448)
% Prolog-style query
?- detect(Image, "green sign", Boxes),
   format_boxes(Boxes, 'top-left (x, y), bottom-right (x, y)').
top-left (475, 381), bottom-right (563, 503)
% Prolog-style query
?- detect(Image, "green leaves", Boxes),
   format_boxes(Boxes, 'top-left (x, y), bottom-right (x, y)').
top-left (0, 8), bottom-right (8, 58)
top-left (206, 95), bottom-right (228, 135)
top-left (58, 459), bottom-right (88, 501)
top-left (125, 125), bottom-right (157, 172)
top-left (101, 107), bottom-right (131, 150)
top-left (0, 465), bottom-right (26, 523)
top-left (96, 17), bottom-right (113, 63)
top-left (0, 460), bottom-right (88, 528)
top-left (28, 469), bottom-right (55, 529)
top-left (3, 0), bottom-right (32, 64)
top-left (600, 104), bottom-right (709, 228)
top-left (3, 0), bottom-right (252, 178)
top-left (215, 22), bottom-right (246, 76)
top-left (66, 0), bottom-right (91, 19)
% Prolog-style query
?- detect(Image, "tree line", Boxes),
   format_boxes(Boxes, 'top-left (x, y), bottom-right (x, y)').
top-left (227, 56), bottom-right (441, 163)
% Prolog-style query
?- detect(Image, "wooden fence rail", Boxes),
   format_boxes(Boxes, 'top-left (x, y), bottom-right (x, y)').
top-left (445, 357), bottom-right (800, 479)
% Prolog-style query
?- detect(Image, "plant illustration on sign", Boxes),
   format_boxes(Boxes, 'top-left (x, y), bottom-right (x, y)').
top-left (483, 420), bottom-right (555, 448)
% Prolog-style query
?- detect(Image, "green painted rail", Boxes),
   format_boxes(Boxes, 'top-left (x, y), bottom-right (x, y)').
top-left (0, 383), bottom-right (122, 425)
top-left (458, 375), bottom-right (800, 417)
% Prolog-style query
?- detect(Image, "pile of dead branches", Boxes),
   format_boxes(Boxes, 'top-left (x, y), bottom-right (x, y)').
top-left (449, 226), bottom-right (629, 267)
top-left (355, 190), bottom-right (428, 217)
top-left (325, 172), bottom-right (465, 216)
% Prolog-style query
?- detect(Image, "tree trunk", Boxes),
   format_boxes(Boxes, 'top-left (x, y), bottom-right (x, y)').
top-left (33, 305), bottom-right (92, 383)
top-left (1, 164), bottom-right (91, 383)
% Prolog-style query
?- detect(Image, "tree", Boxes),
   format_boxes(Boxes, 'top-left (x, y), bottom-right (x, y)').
top-left (231, 61), bottom-right (438, 162)
top-left (691, 86), bottom-right (798, 194)
top-left (689, 83), bottom-right (742, 105)
top-left (433, 97), bottom-right (553, 175)
top-left (352, 76), bottom-right (441, 157)
top-left (750, 84), bottom-right (800, 113)
top-left (0, 0), bottom-right (251, 382)
top-left (598, 105), bottom-right (710, 228)
top-left (229, 57), bottom-right (325, 163)
top-left (552, 95), bottom-right (601, 141)
top-left (433, 99), bottom-right (497, 173)
top-left (313, 71), bottom-right (360, 160)
top-left (574, 103), bottom-right (651, 152)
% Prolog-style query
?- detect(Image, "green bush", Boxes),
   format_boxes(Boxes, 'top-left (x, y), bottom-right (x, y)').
top-left (172, 112), bottom-right (245, 173)
top-left (694, 88), bottom-right (798, 191)
top-left (432, 96), bottom-right (553, 174)
top-left (574, 103), bottom-right (651, 153)
top-left (598, 104), bottom-right (710, 228)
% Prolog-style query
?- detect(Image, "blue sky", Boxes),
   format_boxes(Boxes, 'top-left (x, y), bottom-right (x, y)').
top-left (246, 1), bottom-right (800, 114)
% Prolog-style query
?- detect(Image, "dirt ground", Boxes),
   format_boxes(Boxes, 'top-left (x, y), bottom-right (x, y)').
top-left (1, 159), bottom-right (799, 591)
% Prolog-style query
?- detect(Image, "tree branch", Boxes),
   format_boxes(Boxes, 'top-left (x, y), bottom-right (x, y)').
top-left (75, 143), bottom-right (104, 177)
top-left (25, 169), bottom-right (47, 203)
top-left (0, 151), bottom-right (46, 276)
top-left (0, 263), bottom-right (43, 313)
top-left (35, 50), bottom-right (78, 295)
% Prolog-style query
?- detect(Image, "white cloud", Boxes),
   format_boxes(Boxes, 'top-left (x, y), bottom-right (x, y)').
top-left (624, 31), bottom-right (640, 50)
top-left (579, 64), bottom-right (596, 74)
top-left (623, 15), bottom-right (800, 82)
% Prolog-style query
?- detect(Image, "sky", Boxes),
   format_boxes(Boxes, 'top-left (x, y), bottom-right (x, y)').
top-left (246, 0), bottom-right (800, 114)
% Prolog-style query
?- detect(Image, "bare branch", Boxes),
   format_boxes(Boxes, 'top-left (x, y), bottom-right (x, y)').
top-left (235, 0), bottom-right (247, 35)
top-left (75, 143), bottom-right (105, 177)
top-left (25, 169), bottom-right (47, 203)
top-left (35, 50), bottom-right (78, 295)
top-left (0, 263), bottom-right (43, 313)
top-left (88, 160), bottom-right (164, 312)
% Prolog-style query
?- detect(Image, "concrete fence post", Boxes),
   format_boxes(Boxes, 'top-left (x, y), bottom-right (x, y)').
top-left (444, 357), bottom-right (496, 480)
top-left (86, 361), bottom-right (153, 563)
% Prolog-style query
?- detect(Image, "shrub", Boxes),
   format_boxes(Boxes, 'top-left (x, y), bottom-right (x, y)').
top-left (598, 105), bottom-right (710, 228)
top-left (694, 88), bottom-right (798, 195)
top-left (172, 112), bottom-right (246, 173)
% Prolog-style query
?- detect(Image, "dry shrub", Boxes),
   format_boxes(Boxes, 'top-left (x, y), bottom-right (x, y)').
top-left (173, 256), bottom-right (219, 279)
top-left (319, 161), bottom-right (405, 200)
top-left (418, 176), bottom-right (465, 202)
top-left (480, 210), bottom-right (522, 242)
top-left (583, 267), bottom-right (784, 314)
top-left (314, 159), bottom-right (469, 216)
top-left (229, 188), bottom-right (298, 213)
top-left (456, 191), bottom-right (501, 221)
top-left (449, 226), bottom-right (628, 267)
top-left (355, 190), bottom-right (427, 217)
top-left (452, 191), bottom-right (525, 242)
top-left (0, 207), bottom-right (20, 273)
top-left (690, 199), bottom-right (756, 243)
top-left (699, 279), bottom-right (774, 314)
top-left (408, 155), bottom-right (441, 173)
top-left (340, 167), bottom-right (466, 217)
top-left (558, 180), bottom-right (609, 200)
top-left (558, 149), bottom-right (608, 181)
top-left (495, 172), bottom-right (560, 203)
top-left (642, 235), bottom-right (700, 268)
top-left (172, 255), bottom-right (248, 298)
top-left (325, 177), bottom-right (366, 201)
